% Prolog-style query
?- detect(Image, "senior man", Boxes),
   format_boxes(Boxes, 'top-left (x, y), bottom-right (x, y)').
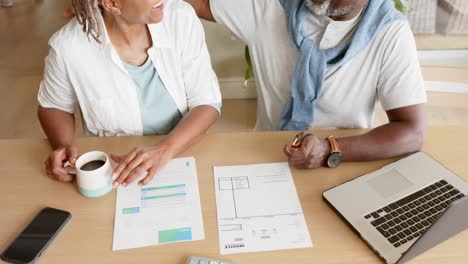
top-left (186, 0), bottom-right (427, 169)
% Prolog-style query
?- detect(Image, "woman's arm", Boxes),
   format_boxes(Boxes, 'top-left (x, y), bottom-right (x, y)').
top-left (163, 105), bottom-right (219, 154)
top-left (38, 107), bottom-right (79, 182)
top-left (38, 107), bottom-right (76, 149)
top-left (111, 105), bottom-right (218, 187)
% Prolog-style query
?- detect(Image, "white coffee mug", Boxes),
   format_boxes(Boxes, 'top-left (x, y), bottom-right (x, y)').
top-left (71, 151), bottom-right (113, 198)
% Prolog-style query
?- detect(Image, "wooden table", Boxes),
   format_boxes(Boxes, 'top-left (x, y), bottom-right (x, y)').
top-left (1, 126), bottom-right (467, 264)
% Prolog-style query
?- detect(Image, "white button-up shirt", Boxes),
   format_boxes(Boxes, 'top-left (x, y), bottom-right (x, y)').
top-left (38, 0), bottom-right (222, 136)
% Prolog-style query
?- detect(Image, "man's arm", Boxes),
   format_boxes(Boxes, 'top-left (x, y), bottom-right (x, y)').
top-left (337, 104), bottom-right (426, 161)
top-left (285, 104), bottom-right (427, 168)
top-left (185, 0), bottom-right (215, 21)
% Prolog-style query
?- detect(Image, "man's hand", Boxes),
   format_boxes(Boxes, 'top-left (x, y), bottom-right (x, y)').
top-left (284, 133), bottom-right (330, 169)
top-left (45, 145), bottom-right (79, 182)
top-left (111, 143), bottom-right (176, 188)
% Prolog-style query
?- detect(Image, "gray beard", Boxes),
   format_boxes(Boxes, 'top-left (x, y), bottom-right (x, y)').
top-left (306, 0), bottom-right (353, 17)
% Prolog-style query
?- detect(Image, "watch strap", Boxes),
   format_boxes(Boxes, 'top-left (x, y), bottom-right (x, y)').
top-left (327, 135), bottom-right (340, 154)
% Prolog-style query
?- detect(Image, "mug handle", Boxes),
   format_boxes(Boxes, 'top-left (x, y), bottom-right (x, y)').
top-left (64, 161), bottom-right (77, 175)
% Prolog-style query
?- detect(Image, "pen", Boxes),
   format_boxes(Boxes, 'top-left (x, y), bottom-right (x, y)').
top-left (291, 133), bottom-right (303, 148)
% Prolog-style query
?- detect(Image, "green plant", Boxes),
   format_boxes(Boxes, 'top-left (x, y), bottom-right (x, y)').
top-left (243, 0), bottom-right (414, 88)
top-left (394, 0), bottom-right (414, 13)
top-left (244, 46), bottom-right (254, 89)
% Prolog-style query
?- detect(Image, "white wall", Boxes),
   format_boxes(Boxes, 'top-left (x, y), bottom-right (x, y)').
top-left (202, 21), bottom-right (260, 98)
top-left (202, 21), bottom-right (246, 79)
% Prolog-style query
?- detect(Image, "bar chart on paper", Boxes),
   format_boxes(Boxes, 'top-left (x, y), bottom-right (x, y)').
top-left (140, 184), bottom-right (187, 207)
top-left (113, 157), bottom-right (205, 250)
top-left (121, 184), bottom-right (188, 215)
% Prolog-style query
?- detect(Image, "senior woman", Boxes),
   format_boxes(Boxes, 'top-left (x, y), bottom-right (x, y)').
top-left (37, 0), bottom-right (221, 187)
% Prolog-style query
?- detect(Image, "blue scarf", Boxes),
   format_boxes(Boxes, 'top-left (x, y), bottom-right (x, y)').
top-left (278, 0), bottom-right (405, 130)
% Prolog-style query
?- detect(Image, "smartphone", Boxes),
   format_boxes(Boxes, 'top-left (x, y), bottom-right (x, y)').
top-left (0, 207), bottom-right (71, 264)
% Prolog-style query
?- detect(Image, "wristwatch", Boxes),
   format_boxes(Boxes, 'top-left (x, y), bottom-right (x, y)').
top-left (326, 135), bottom-right (342, 168)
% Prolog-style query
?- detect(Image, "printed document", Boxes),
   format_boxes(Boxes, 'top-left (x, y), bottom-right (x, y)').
top-left (214, 163), bottom-right (313, 254)
top-left (113, 157), bottom-right (204, 250)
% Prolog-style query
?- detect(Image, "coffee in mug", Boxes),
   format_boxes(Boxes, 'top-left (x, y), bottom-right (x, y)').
top-left (80, 160), bottom-right (106, 171)
top-left (71, 151), bottom-right (114, 198)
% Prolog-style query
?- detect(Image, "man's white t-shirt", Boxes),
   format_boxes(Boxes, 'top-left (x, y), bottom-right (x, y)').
top-left (210, 0), bottom-right (427, 131)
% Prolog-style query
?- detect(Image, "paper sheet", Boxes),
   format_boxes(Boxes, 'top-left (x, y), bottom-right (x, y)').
top-left (214, 162), bottom-right (313, 254)
top-left (113, 157), bottom-right (204, 250)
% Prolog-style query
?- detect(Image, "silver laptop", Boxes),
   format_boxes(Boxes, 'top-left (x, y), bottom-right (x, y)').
top-left (323, 152), bottom-right (468, 264)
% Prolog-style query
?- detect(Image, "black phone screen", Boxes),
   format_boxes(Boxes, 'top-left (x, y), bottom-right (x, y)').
top-left (1, 207), bottom-right (71, 264)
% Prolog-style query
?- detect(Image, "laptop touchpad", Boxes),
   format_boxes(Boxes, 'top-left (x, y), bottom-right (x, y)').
top-left (367, 169), bottom-right (414, 199)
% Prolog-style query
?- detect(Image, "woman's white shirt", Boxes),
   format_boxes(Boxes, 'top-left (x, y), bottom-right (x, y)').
top-left (38, 0), bottom-right (222, 136)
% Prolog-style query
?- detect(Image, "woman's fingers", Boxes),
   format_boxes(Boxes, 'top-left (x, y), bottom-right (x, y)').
top-left (114, 154), bottom-right (146, 186)
top-left (110, 153), bottom-right (126, 164)
top-left (111, 145), bottom-right (173, 187)
top-left (57, 173), bottom-right (74, 182)
top-left (112, 151), bottom-right (137, 182)
top-left (111, 153), bottom-right (128, 180)
top-left (46, 154), bottom-right (75, 182)
top-left (66, 146), bottom-right (79, 165)
top-left (139, 165), bottom-right (160, 186)
top-left (50, 152), bottom-right (70, 178)
top-left (45, 159), bottom-right (54, 180)
top-left (139, 155), bottom-right (170, 186)
top-left (124, 161), bottom-right (152, 186)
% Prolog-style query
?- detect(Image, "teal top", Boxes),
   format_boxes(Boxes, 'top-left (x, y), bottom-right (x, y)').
top-left (124, 59), bottom-right (182, 135)
top-left (124, 58), bottom-right (221, 135)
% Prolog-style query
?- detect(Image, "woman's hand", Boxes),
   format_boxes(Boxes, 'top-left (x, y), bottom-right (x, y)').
top-left (45, 145), bottom-right (79, 182)
top-left (111, 143), bottom-right (175, 187)
top-left (109, 105), bottom-right (218, 188)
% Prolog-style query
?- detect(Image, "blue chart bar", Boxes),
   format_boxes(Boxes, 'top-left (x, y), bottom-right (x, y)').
top-left (141, 184), bottom-right (186, 192)
top-left (122, 207), bottom-right (140, 214)
top-left (141, 192), bottom-right (187, 201)
top-left (158, 227), bottom-right (192, 243)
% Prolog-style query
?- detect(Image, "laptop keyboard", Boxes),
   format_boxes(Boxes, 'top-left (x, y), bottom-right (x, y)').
top-left (187, 256), bottom-right (235, 264)
top-left (364, 179), bottom-right (465, 248)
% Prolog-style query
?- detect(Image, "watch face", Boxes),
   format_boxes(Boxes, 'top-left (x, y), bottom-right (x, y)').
top-left (327, 153), bottom-right (342, 168)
